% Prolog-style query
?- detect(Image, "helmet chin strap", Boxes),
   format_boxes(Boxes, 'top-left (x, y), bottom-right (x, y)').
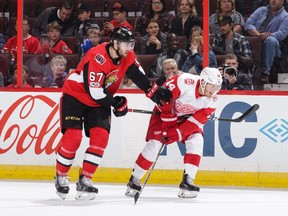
top-left (111, 41), bottom-right (121, 64)
top-left (200, 80), bottom-right (207, 96)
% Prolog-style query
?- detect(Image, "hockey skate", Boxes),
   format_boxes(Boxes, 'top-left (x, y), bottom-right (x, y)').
top-left (55, 174), bottom-right (70, 200)
top-left (125, 175), bottom-right (142, 197)
top-left (75, 175), bottom-right (98, 200)
top-left (178, 173), bottom-right (200, 198)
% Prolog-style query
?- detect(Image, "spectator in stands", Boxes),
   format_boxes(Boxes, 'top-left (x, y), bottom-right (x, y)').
top-left (0, 72), bottom-right (4, 87)
top-left (140, 19), bottom-right (168, 54)
top-left (80, 27), bottom-right (101, 58)
top-left (171, 0), bottom-right (201, 43)
top-left (135, 0), bottom-right (174, 36)
top-left (182, 35), bottom-right (218, 74)
top-left (6, 65), bottom-right (33, 88)
top-left (2, 16), bottom-right (40, 59)
top-left (186, 25), bottom-right (203, 50)
top-left (33, 0), bottom-right (76, 36)
top-left (149, 33), bottom-right (189, 78)
top-left (220, 53), bottom-right (253, 90)
top-left (0, 33), bottom-right (5, 50)
top-left (39, 21), bottom-right (73, 55)
top-left (47, 55), bottom-right (68, 88)
top-left (156, 58), bottom-right (183, 86)
top-left (212, 15), bottom-right (253, 71)
top-left (87, 28), bottom-right (101, 47)
top-left (100, 1), bottom-right (133, 37)
top-left (235, 0), bottom-right (267, 17)
top-left (76, 2), bottom-right (100, 41)
top-left (209, 0), bottom-right (245, 36)
top-left (244, 0), bottom-right (288, 83)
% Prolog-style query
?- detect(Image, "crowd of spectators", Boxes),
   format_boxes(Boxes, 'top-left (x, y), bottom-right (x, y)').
top-left (0, 0), bottom-right (287, 90)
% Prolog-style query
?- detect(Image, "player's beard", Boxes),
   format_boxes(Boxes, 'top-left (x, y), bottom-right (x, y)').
top-left (118, 49), bottom-right (128, 58)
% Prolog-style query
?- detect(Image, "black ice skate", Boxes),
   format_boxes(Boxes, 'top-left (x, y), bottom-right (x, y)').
top-left (75, 175), bottom-right (98, 200)
top-left (55, 174), bottom-right (70, 200)
top-left (125, 175), bottom-right (142, 197)
top-left (178, 173), bottom-right (200, 198)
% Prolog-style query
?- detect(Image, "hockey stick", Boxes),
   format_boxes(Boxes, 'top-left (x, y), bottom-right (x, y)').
top-left (128, 104), bottom-right (259, 123)
top-left (134, 142), bottom-right (166, 205)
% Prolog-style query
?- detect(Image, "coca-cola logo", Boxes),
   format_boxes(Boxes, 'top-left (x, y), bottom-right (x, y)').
top-left (0, 95), bottom-right (62, 155)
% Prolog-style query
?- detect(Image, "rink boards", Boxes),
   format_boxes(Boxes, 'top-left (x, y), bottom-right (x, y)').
top-left (0, 89), bottom-right (288, 188)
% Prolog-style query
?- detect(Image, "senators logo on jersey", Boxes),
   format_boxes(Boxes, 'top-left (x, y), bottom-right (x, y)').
top-left (95, 54), bottom-right (106, 65)
top-left (105, 70), bottom-right (119, 88)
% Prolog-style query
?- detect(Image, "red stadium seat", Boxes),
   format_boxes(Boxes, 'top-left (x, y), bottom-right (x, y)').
top-left (0, 53), bottom-right (11, 82)
top-left (136, 54), bottom-right (158, 76)
top-left (0, 17), bottom-right (8, 35)
top-left (7, 0), bottom-right (38, 18)
top-left (0, 0), bottom-right (6, 13)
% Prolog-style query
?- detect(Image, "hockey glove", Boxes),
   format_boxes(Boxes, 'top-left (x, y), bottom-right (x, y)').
top-left (81, 39), bottom-right (93, 54)
top-left (146, 83), bottom-right (172, 106)
top-left (112, 96), bottom-right (128, 117)
top-left (160, 113), bottom-right (178, 130)
top-left (162, 126), bottom-right (183, 145)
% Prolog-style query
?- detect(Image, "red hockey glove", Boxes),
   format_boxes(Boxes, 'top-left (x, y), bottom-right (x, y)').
top-left (146, 83), bottom-right (172, 106)
top-left (162, 126), bottom-right (183, 145)
top-left (112, 96), bottom-right (128, 117)
top-left (160, 113), bottom-right (177, 130)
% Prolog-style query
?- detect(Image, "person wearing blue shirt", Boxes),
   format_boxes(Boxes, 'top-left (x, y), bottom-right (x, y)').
top-left (244, 0), bottom-right (288, 83)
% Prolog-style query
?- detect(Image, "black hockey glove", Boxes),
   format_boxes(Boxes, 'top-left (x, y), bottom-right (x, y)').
top-left (146, 83), bottom-right (172, 106)
top-left (112, 96), bottom-right (128, 117)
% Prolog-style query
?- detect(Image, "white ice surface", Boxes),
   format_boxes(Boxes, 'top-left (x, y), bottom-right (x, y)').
top-left (0, 181), bottom-right (287, 216)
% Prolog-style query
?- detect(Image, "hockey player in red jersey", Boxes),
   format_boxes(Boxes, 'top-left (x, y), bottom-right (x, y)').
top-left (54, 27), bottom-right (172, 200)
top-left (126, 67), bottom-right (223, 198)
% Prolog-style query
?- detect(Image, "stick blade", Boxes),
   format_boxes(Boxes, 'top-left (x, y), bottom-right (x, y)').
top-left (134, 192), bottom-right (140, 204)
top-left (236, 104), bottom-right (260, 122)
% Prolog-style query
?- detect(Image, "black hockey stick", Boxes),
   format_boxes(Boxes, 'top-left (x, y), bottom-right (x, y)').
top-left (134, 142), bottom-right (166, 205)
top-left (128, 104), bottom-right (259, 123)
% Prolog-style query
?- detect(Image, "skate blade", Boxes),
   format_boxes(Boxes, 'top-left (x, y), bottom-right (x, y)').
top-left (56, 191), bottom-right (67, 200)
top-left (178, 189), bottom-right (198, 198)
top-left (75, 191), bottom-right (96, 200)
top-left (125, 187), bottom-right (139, 197)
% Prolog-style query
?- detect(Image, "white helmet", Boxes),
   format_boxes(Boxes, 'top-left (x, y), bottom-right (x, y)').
top-left (200, 67), bottom-right (223, 85)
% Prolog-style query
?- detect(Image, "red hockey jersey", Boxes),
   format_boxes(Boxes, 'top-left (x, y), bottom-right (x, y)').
top-left (3, 35), bottom-right (40, 55)
top-left (63, 42), bottom-right (137, 107)
top-left (39, 40), bottom-right (72, 54)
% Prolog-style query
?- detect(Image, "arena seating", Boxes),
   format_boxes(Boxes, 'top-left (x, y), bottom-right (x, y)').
top-left (7, 0), bottom-right (38, 18)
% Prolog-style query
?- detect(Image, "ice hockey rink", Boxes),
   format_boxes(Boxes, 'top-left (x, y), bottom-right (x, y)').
top-left (0, 180), bottom-right (287, 216)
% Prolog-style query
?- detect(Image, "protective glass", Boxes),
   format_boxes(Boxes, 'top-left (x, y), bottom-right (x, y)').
top-left (119, 41), bottom-right (135, 50)
top-left (206, 83), bottom-right (222, 92)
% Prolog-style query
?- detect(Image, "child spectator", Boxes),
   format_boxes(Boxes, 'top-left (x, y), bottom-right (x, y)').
top-left (100, 2), bottom-right (133, 37)
top-left (6, 65), bottom-right (33, 88)
top-left (2, 16), bottom-right (40, 59)
top-left (39, 21), bottom-right (73, 55)
top-left (76, 2), bottom-right (100, 40)
top-left (140, 19), bottom-right (168, 54)
top-left (80, 27), bottom-right (101, 58)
